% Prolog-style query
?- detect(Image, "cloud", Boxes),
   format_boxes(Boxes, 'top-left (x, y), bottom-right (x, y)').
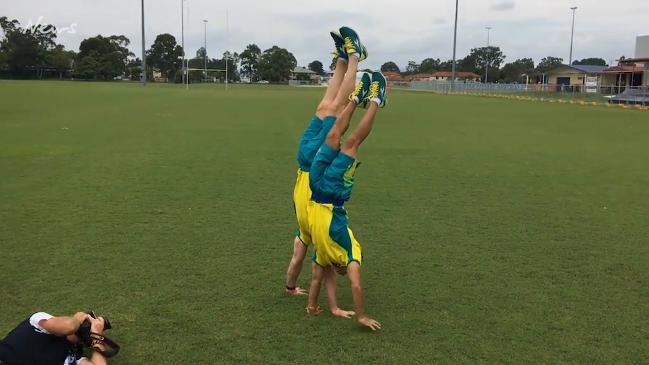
top-left (491, 1), bottom-right (516, 11)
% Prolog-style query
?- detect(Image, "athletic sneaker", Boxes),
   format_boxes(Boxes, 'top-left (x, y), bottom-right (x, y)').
top-left (366, 71), bottom-right (387, 108)
top-left (330, 31), bottom-right (348, 62)
top-left (349, 72), bottom-right (372, 106)
top-left (339, 26), bottom-right (367, 61)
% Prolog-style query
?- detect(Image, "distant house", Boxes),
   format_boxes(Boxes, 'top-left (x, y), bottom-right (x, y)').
top-left (545, 64), bottom-right (608, 89)
top-left (614, 57), bottom-right (649, 88)
top-left (290, 66), bottom-right (318, 82)
top-left (429, 71), bottom-right (480, 82)
top-left (383, 71), bottom-right (409, 82)
top-left (601, 65), bottom-right (645, 89)
top-left (384, 71), bottom-right (480, 82)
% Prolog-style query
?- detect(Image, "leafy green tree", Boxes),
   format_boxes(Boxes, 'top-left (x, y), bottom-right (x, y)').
top-left (214, 51), bottom-right (240, 82)
top-left (499, 58), bottom-right (535, 83)
top-left (239, 44), bottom-right (261, 81)
top-left (438, 60), bottom-right (454, 71)
top-left (405, 60), bottom-right (420, 75)
top-left (419, 58), bottom-right (441, 73)
top-left (258, 46), bottom-right (297, 83)
top-left (0, 16), bottom-right (59, 78)
top-left (146, 33), bottom-right (183, 82)
top-left (75, 35), bottom-right (132, 80)
top-left (73, 52), bottom-right (100, 79)
top-left (536, 56), bottom-right (564, 73)
top-left (195, 47), bottom-right (207, 60)
top-left (572, 58), bottom-right (607, 66)
top-left (380, 61), bottom-right (400, 73)
top-left (461, 46), bottom-right (505, 81)
top-left (308, 60), bottom-right (325, 76)
top-left (47, 45), bottom-right (74, 78)
top-left (1, 29), bottom-right (40, 76)
top-left (125, 58), bottom-right (142, 81)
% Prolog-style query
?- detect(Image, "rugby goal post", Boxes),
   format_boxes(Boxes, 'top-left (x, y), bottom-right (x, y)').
top-left (185, 68), bottom-right (227, 87)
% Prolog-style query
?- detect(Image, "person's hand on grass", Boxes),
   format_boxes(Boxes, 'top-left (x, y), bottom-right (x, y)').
top-left (286, 287), bottom-right (307, 296)
top-left (358, 316), bottom-right (381, 331)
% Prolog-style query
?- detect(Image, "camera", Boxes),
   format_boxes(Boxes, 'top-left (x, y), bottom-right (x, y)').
top-left (75, 310), bottom-right (120, 358)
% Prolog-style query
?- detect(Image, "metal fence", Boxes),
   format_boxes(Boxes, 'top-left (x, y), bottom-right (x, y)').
top-left (395, 81), bottom-right (649, 106)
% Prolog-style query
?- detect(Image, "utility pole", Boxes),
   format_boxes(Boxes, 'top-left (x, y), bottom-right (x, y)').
top-left (203, 19), bottom-right (208, 82)
top-left (181, 0), bottom-right (185, 86)
top-left (451, 0), bottom-right (459, 91)
top-left (225, 9), bottom-right (229, 91)
top-left (569, 7), bottom-right (578, 66)
top-left (141, 0), bottom-right (146, 86)
top-left (485, 26), bottom-right (492, 84)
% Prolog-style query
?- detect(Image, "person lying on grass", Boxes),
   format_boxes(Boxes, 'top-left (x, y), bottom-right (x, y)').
top-left (0, 311), bottom-right (111, 365)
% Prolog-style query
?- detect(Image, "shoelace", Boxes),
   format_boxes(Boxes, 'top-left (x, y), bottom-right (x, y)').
top-left (343, 37), bottom-right (356, 53)
top-left (368, 81), bottom-right (380, 99)
top-left (351, 81), bottom-right (364, 100)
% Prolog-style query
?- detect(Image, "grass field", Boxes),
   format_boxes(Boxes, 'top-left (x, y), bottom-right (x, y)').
top-left (1, 80), bottom-right (648, 364)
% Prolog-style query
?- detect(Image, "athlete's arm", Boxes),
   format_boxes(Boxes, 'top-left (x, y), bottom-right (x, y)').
top-left (347, 262), bottom-right (381, 330)
top-left (324, 265), bottom-right (355, 318)
top-left (39, 312), bottom-right (90, 336)
top-left (286, 236), bottom-right (308, 296)
top-left (307, 263), bottom-right (324, 315)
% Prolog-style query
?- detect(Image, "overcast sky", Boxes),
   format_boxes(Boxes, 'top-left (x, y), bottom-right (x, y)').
top-left (2, 0), bottom-right (648, 70)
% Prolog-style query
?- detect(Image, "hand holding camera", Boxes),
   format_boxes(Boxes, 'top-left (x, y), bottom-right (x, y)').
top-left (76, 310), bottom-right (120, 358)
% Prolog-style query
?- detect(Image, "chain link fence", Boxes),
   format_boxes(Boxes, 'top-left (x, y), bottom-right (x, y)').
top-left (394, 81), bottom-right (649, 106)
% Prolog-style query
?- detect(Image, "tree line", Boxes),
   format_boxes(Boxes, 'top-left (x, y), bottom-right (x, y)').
top-left (0, 16), bottom-right (300, 83)
top-left (1, 15), bottom-right (608, 84)
top-left (380, 46), bottom-right (608, 83)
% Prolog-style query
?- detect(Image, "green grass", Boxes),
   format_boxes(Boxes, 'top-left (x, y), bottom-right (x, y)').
top-left (1, 80), bottom-right (648, 364)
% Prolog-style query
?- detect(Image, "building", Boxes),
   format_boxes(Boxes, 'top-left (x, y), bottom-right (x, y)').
top-left (614, 35), bottom-right (649, 87)
top-left (383, 71), bottom-right (480, 82)
top-left (545, 64), bottom-right (608, 90)
top-left (601, 65), bottom-right (645, 90)
top-left (429, 71), bottom-right (481, 82)
top-left (290, 66), bottom-right (318, 82)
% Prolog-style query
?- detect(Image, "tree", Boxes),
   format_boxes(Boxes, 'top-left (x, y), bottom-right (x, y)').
top-left (195, 47), bottom-right (207, 60)
top-left (419, 58), bottom-right (441, 73)
top-left (73, 52), bottom-right (100, 79)
top-left (239, 44), bottom-right (261, 81)
top-left (216, 51), bottom-right (240, 82)
top-left (125, 58), bottom-right (142, 81)
top-left (308, 60), bottom-right (325, 76)
top-left (438, 60), bottom-right (454, 71)
top-left (146, 33), bottom-right (183, 82)
top-left (1, 28), bottom-right (40, 76)
top-left (572, 58), bottom-right (607, 66)
top-left (75, 35), bottom-right (132, 80)
top-left (380, 61), bottom-right (400, 73)
top-left (461, 46), bottom-right (505, 81)
top-left (0, 16), bottom-right (59, 78)
top-left (405, 61), bottom-right (420, 75)
top-left (47, 45), bottom-right (74, 78)
top-left (499, 58), bottom-right (535, 83)
top-left (536, 56), bottom-right (564, 73)
top-left (258, 46), bottom-right (297, 83)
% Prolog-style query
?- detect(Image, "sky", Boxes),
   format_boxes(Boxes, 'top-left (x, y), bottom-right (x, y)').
top-left (1, 0), bottom-right (648, 70)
